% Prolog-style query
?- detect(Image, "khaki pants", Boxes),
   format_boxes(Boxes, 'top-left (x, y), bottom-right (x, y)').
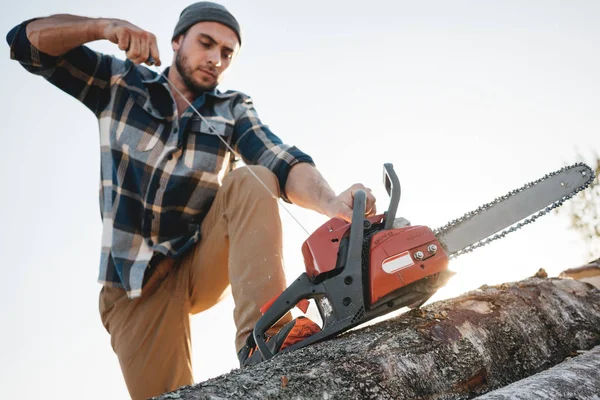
top-left (99, 166), bottom-right (292, 400)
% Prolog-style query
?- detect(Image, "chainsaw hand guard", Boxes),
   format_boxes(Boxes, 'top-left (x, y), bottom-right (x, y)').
top-left (253, 190), bottom-right (369, 361)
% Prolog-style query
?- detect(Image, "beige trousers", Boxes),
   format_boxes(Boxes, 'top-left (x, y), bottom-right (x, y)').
top-left (99, 166), bottom-right (292, 400)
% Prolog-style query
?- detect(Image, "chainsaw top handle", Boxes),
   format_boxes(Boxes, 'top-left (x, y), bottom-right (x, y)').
top-left (383, 163), bottom-right (401, 230)
top-left (252, 189), bottom-right (369, 361)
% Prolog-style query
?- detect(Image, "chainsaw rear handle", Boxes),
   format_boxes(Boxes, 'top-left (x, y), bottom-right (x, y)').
top-left (253, 190), bottom-right (368, 361)
top-left (383, 163), bottom-right (401, 230)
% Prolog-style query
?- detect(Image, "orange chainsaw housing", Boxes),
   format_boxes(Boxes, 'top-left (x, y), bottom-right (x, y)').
top-left (302, 215), bottom-right (384, 279)
top-left (368, 225), bottom-right (448, 305)
top-left (301, 215), bottom-right (449, 307)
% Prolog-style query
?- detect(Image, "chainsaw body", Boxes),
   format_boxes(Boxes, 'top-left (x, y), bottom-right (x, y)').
top-left (253, 164), bottom-right (451, 361)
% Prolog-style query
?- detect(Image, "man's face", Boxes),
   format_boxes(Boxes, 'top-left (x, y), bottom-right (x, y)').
top-left (172, 21), bottom-right (240, 93)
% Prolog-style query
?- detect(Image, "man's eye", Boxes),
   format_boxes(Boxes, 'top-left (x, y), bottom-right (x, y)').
top-left (200, 41), bottom-right (210, 47)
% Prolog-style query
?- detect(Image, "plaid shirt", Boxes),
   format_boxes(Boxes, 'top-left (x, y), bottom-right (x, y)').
top-left (7, 20), bottom-right (314, 298)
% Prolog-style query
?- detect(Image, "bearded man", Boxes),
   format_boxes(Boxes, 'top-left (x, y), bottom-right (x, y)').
top-left (7, 3), bottom-right (376, 399)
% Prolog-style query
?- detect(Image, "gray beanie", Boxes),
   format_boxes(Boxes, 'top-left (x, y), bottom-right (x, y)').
top-left (172, 2), bottom-right (241, 45)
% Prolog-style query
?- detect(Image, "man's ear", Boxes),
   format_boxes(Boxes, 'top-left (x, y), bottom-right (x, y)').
top-left (172, 34), bottom-right (184, 51)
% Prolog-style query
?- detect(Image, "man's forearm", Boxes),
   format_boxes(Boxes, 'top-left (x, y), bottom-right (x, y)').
top-left (25, 14), bottom-right (110, 56)
top-left (285, 162), bottom-right (377, 222)
top-left (285, 163), bottom-right (337, 216)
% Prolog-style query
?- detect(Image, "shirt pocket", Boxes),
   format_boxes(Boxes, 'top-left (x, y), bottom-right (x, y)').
top-left (114, 95), bottom-right (165, 154)
top-left (184, 118), bottom-right (234, 172)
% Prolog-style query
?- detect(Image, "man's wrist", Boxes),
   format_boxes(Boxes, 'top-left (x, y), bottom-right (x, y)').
top-left (92, 18), bottom-right (112, 41)
top-left (319, 193), bottom-right (338, 218)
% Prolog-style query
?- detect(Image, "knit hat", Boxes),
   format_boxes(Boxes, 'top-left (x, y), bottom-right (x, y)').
top-left (172, 2), bottom-right (241, 45)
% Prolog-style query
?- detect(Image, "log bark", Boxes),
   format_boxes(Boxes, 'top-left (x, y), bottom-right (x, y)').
top-left (154, 278), bottom-right (600, 400)
top-left (476, 345), bottom-right (600, 399)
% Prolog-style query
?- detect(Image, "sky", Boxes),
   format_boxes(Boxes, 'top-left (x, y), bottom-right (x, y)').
top-left (1, 1), bottom-right (599, 399)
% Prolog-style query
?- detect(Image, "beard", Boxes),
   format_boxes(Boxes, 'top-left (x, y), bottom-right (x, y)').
top-left (175, 51), bottom-right (217, 95)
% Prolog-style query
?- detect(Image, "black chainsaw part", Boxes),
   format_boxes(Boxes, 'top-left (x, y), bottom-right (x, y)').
top-left (253, 190), bottom-right (370, 361)
top-left (383, 162), bottom-right (400, 230)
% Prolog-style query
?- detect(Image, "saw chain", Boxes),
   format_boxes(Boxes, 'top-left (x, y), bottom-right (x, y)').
top-left (434, 162), bottom-right (595, 259)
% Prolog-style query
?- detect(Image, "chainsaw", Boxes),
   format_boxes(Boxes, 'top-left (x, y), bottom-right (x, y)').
top-left (253, 162), bottom-right (594, 362)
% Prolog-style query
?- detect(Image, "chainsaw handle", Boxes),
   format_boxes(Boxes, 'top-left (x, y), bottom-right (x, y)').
top-left (346, 189), bottom-right (367, 267)
top-left (253, 190), bottom-right (368, 361)
top-left (383, 163), bottom-right (401, 230)
top-left (253, 273), bottom-right (326, 361)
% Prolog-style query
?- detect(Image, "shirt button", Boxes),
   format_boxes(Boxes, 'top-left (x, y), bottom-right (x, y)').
top-left (174, 128), bottom-right (178, 133)
top-left (168, 154), bottom-right (173, 160)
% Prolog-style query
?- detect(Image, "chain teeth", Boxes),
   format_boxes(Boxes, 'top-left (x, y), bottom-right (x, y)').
top-left (433, 163), bottom-right (596, 259)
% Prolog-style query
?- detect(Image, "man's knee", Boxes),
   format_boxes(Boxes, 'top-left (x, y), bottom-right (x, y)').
top-left (223, 165), bottom-right (280, 199)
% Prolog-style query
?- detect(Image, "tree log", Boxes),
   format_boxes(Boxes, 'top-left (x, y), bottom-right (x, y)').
top-left (154, 278), bottom-right (600, 400)
top-left (476, 345), bottom-right (600, 399)
top-left (560, 260), bottom-right (600, 289)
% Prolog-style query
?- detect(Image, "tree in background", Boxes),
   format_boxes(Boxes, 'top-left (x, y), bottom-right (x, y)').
top-left (557, 154), bottom-right (600, 260)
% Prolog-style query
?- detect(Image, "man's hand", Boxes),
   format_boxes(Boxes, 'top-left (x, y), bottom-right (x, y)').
top-left (323, 183), bottom-right (377, 223)
top-left (102, 19), bottom-right (161, 66)
top-left (286, 163), bottom-right (377, 223)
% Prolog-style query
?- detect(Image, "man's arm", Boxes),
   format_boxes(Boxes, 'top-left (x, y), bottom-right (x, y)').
top-left (230, 95), bottom-right (376, 220)
top-left (8, 15), bottom-right (161, 115)
top-left (25, 14), bottom-right (161, 65)
top-left (285, 162), bottom-right (377, 222)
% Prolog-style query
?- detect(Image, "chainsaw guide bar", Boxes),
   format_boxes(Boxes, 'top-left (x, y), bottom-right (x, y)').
top-left (435, 162), bottom-right (595, 258)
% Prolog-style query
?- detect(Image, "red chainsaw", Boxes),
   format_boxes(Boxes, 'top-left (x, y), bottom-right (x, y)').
top-left (253, 162), bottom-right (594, 361)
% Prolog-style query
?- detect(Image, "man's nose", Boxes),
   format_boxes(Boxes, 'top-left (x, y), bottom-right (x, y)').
top-left (208, 49), bottom-right (221, 67)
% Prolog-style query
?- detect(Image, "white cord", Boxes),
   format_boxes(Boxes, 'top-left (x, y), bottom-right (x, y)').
top-left (150, 64), bottom-right (311, 236)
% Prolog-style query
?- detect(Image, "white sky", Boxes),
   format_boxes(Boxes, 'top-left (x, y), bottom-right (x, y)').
top-left (1, 1), bottom-right (599, 399)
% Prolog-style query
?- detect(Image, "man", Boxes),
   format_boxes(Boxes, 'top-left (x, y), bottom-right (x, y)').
top-left (7, 2), bottom-right (376, 399)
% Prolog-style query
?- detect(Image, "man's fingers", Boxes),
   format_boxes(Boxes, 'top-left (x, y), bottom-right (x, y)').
top-left (127, 36), bottom-right (143, 63)
top-left (125, 32), bottom-right (160, 65)
top-left (366, 202), bottom-right (377, 217)
top-left (148, 38), bottom-right (161, 66)
top-left (330, 184), bottom-right (378, 222)
top-left (348, 184), bottom-right (377, 217)
top-left (366, 190), bottom-right (377, 216)
top-left (116, 29), bottom-right (130, 51)
top-left (339, 206), bottom-right (353, 223)
top-left (139, 37), bottom-right (150, 65)
top-left (355, 186), bottom-right (375, 203)
top-left (105, 21), bottom-right (160, 65)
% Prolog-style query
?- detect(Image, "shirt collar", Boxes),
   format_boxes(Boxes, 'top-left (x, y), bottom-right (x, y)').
top-left (142, 66), bottom-right (169, 85)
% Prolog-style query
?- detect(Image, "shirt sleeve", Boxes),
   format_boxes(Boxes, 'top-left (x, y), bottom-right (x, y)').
top-left (6, 19), bottom-right (122, 116)
top-left (231, 94), bottom-right (315, 203)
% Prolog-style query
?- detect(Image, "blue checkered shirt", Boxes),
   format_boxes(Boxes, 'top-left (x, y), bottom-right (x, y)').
top-left (7, 20), bottom-right (314, 298)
